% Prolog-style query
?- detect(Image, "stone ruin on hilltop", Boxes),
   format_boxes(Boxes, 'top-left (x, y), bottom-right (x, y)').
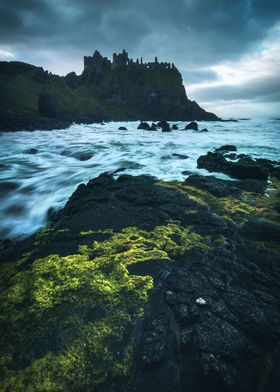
top-left (84, 49), bottom-right (176, 73)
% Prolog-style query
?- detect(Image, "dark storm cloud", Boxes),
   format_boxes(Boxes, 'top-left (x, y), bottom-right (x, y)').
top-left (1, 0), bottom-right (280, 63)
top-left (0, 0), bottom-right (279, 114)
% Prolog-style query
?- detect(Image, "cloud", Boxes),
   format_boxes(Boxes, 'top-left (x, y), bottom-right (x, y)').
top-left (187, 24), bottom-right (280, 112)
top-left (0, 0), bottom-right (279, 116)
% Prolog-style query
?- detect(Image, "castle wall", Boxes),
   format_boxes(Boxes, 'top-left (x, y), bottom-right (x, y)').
top-left (83, 50), bottom-right (175, 73)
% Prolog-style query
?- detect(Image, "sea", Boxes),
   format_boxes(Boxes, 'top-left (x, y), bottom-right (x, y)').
top-left (0, 118), bottom-right (279, 239)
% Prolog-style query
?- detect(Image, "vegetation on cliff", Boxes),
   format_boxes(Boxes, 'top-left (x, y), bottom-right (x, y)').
top-left (0, 53), bottom-right (218, 131)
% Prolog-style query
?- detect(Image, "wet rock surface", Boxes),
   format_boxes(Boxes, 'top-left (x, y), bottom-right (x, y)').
top-left (197, 152), bottom-right (271, 180)
top-left (1, 169), bottom-right (280, 392)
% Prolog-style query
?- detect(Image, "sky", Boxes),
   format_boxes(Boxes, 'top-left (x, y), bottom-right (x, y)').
top-left (0, 0), bottom-right (279, 118)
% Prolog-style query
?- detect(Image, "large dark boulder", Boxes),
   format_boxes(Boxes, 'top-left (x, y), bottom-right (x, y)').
top-left (184, 121), bottom-right (198, 131)
top-left (197, 152), bottom-right (269, 180)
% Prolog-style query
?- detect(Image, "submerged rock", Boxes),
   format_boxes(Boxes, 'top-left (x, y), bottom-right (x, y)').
top-left (172, 153), bottom-right (189, 159)
top-left (24, 148), bottom-right (38, 154)
top-left (61, 149), bottom-right (94, 161)
top-left (118, 126), bottom-right (127, 130)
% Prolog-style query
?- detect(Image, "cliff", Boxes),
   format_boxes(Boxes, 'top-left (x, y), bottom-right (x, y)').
top-left (0, 51), bottom-right (219, 131)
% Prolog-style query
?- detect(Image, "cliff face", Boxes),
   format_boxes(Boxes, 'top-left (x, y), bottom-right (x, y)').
top-left (0, 51), bottom-right (218, 131)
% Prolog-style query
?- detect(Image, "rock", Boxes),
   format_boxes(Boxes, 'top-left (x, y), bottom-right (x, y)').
top-left (118, 126), bottom-right (127, 130)
top-left (172, 153), bottom-right (189, 159)
top-left (197, 152), bottom-right (269, 180)
top-left (158, 121), bottom-right (171, 132)
top-left (24, 148), bottom-right (38, 154)
top-left (137, 122), bottom-right (151, 130)
top-left (185, 174), bottom-right (267, 197)
top-left (200, 128), bottom-right (208, 132)
top-left (184, 121), bottom-right (198, 131)
top-left (225, 153), bottom-right (237, 160)
top-left (150, 123), bottom-right (158, 131)
top-left (61, 149), bottom-right (93, 161)
top-left (2, 169), bottom-right (280, 392)
top-left (216, 145), bottom-right (237, 152)
top-left (171, 124), bottom-right (179, 130)
top-left (165, 290), bottom-right (177, 305)
top-left (241, 218), bottom-right (280, 241)
top-left (271, 167), bottom-right (280, 179)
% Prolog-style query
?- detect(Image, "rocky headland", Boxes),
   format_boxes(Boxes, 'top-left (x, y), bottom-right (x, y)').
top-left (0, 51), bottom-right (218, 131)
top-left (0, 147), bottom-right (279, 391)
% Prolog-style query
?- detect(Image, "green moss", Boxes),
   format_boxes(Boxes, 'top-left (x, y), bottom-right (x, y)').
top-left (0, 222), bottom-right (208, 391)
top-left (158, 179), bottom-right (280, 226)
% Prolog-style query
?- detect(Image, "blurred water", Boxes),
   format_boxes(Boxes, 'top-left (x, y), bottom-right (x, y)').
top-left (0, 118), bottom-right (279, 239)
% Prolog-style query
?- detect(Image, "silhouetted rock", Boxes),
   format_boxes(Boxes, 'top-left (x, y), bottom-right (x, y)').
top-left (197, 152), bottom-right (269, 180)
top-left (138, 122), bottom-right (151, 130)
top-left (171, 124), bottom-right (179, 130)
top-left (200, 128), bottom-right (208, 132)
top-left (159, 121), bottom-right (171, 132)
top-left (118, 126), bottom-right (127, 130)
top-left (184, 121), bottom-right (198, 131)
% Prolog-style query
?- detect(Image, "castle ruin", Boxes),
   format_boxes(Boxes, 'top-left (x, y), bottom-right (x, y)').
top-left (84, 49), bottom-right (176, 73)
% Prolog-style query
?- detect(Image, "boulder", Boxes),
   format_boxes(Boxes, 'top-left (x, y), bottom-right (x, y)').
top-left (200, 128), bottom-right (208, 132)
top-left (197, 152), bottom-right (269, 181)
top-left (118, 126), bottom-right (127, 130)
top-left (137, 122), bottom-right (151, 130)
top-left (171, 124), bottom-right (179, 130)
top-left (150, 123), bottom-right (158, 131)
top-left (158, 121), bottom-right (171, 132)
top-left (184, 121), bottom-right (198, 131)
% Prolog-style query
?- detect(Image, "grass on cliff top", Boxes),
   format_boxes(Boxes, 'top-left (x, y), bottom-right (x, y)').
top-left (0, 65), bottom-right (101, 118)
top-left (0, 223), bottom-right (207, 391)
